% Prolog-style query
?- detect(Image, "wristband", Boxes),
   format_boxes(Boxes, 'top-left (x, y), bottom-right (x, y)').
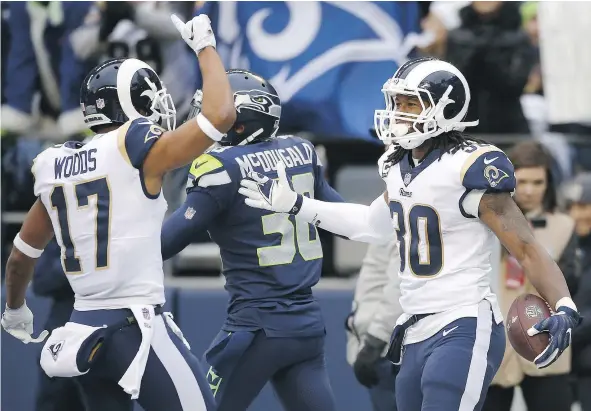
top-left (13, 233), bottom-right (43, 258)
top-left (289, 194), bottom-right (304, 215)
top-left (196, 112), bottom-right (225, 142)
top-left (555, 297), bottom-right (577, 312)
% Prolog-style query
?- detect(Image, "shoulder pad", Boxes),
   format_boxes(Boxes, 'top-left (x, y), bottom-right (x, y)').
top-left (208, 145), bottom-right (233, 155)
top-left (460, 145), bottom-right (516, 193)
top-left (378, 145), bottom-right (396, 178)
top-left (119, 118), bottom-right (165, 169)
top-left (276, 134), bottom-right (298, 140)
top-left (187, 153), bottom-right (233, 190)
top-left (31, 146), bottom-right (55, 197)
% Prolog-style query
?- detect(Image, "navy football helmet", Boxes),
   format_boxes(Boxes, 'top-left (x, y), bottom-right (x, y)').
top-left (186, 69), bottom-right (281, 146)
top-left (80, 58), bottom-right (176, 132)
top-left (374, 57), bottom-right (478, 150)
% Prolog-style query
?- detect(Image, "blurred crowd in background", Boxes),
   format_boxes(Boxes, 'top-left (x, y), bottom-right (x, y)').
top-left (2, 2), bottom-right (591, 410)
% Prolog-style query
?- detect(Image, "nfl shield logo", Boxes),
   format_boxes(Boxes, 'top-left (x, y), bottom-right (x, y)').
top-left (525, 305), bottom-right (543, 318)
top-left (96, 98), bottom-right (105, 109)
top-left (184, 207), bottom-right (196, 220)
top-left (142, 308), bottom-right (150, 320)
top-left (403, 173), bottom-right (412, 185)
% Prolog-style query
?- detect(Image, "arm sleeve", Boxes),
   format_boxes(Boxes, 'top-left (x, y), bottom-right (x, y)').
top-left (120, 118), bottom-right (166, 169)
top-left (161, 190), bottom-right (221, 261)
top-left (460, 147), bottom-right (517, 217)
top-left (297, 194), bottom-right (394, 244)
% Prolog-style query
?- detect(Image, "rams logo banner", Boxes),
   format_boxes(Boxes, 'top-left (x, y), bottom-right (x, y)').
top-left (198, 1), bottom-right (420, 140)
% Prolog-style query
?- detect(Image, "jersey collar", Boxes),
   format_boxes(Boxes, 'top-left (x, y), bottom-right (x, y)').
top-left (399, 148), bottom-right (441, 187)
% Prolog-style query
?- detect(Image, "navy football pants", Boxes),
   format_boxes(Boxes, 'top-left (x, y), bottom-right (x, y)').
top-left (70, 309), bottom-right (216, 411)
top-left (202, 329), bottom-right (337, 411)
top-left (396, 301), bottom-right (505, 411)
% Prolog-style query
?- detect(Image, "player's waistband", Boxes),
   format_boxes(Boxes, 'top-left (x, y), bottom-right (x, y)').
top-left (123, 305), bottom-right (164, 326)
top-left (70, 305), bottom-right (164, 327)
top-left (400, 313), bottom-right (435, 332)
top-left (228, 288), bottom-right (314, 312)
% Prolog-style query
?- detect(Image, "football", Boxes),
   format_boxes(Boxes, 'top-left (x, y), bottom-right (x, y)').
top-left (506, 294), bottom-right (552, 362)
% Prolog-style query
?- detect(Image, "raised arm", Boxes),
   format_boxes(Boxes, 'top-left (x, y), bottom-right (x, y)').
top-left (143, 15), bottom-right (236, 180)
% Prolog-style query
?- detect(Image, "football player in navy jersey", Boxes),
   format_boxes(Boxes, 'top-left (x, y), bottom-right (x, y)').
top-left (161, 70), bottom-right (342, 411)
top-left (239, 57), bottom-right (582, 411)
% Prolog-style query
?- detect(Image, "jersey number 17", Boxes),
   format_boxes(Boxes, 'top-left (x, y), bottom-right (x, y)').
top-left (50, 177), bottom-right (111, 273)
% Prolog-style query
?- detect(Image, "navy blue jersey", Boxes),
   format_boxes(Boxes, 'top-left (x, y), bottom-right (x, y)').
top-left (161, 136), bottom-right (344, 337)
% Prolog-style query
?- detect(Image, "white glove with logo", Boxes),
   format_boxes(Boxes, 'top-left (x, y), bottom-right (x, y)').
top-left (239, 160), bottom-right (301, 213)
top-left (1, 302), bottom-right (48, 344)
top-left (171, 14), bottom-right (216, 55)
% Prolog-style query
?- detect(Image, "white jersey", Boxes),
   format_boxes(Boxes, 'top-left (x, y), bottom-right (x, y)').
top-left (379, 142), bottom-right (515, 343)
top-left (32, 118), bottom-right (168, 310)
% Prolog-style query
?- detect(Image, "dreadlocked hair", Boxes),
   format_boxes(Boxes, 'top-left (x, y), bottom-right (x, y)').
top-left (386, 131), bottom-right (489, 165)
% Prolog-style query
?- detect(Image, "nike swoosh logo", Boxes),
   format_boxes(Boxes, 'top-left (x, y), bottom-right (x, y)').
top-left (442, 326), bottom-right (459, 336)
top-left (484, 156), bottom-right (498, 165)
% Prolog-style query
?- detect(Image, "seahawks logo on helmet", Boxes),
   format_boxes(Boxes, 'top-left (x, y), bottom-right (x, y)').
top-left (234, 90), bottom-right (281, 118)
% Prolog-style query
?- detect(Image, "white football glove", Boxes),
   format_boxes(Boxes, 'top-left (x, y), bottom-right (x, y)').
top-left (1, 302), bottom-right (48, 344)
top-left (171, 14), bottom-right (216, 55)
top-left (239, 160), bottom-right (300, 213)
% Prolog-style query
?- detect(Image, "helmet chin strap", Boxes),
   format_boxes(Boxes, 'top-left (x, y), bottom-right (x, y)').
top-left (237, 128), bottom-right (264, 146)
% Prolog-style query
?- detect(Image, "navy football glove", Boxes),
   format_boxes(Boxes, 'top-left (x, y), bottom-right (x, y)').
top-left (527, 305), bottom-right (582, 369)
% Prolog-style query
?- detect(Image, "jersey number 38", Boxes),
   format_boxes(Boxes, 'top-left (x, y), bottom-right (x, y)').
top-left (257, 172), bottom-right (323, 266)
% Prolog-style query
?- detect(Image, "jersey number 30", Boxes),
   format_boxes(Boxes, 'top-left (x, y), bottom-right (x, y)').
top-left (50, 177), bottom-right (111, 273)
top-left (257, 172), bottom-right (323, 266)
top-left (389, 201), bottom-right (443, 277)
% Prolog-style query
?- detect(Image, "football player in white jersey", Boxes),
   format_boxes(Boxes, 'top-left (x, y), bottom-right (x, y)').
top-left (1, 15), bottom-right (235, 411)
top-left (238, 57), bottom-right (582, 411)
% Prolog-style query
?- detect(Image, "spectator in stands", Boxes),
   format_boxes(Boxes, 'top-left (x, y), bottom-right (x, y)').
top-left (562, 173), bottom-right (591, 411)
top-left (346, 240), bottom-right (402, 411)
top-left (483, 141), bottom-right (577, 411)
top-left (519, 2), bottom-right (548, 137)
top-left (417, 1), bottom-right (469, 58)
top-left (445, 1), bottom-right (536, 134)
top-left (31, 239), bottom-right (83, 411)
top-left (0, 2), bottom-right (94, 140)
top-left (70, 1), bottom-right (196, 121)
